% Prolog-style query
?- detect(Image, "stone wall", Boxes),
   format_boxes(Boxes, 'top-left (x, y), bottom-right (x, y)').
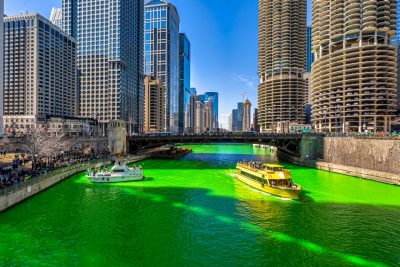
top-left (323, 137), bottom-right (400, 175)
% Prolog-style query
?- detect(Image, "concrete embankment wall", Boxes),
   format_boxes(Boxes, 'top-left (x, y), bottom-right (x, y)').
top-left (298, 137), bottom-right (400, 185)
top-left (323, 137), bottom-right (400, 175)
top-left (0, 156), bottom-right (147, 212)
top-left (0, 161), bottom-right (110, 213)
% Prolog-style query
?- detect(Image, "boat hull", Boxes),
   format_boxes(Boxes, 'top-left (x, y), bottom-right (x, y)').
top-left (87, 175), bottom-right (144, 183)
top-left (235, 173), bottom-right (300, 199)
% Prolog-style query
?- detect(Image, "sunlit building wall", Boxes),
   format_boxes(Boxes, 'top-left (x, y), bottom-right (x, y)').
top-left (145, 0), bottom-right (180, 133)
top-left (50, 7), bottom-right (63, 28)
top-left (312, 0), bottom-right (397, 132)
top-left (179, 33), bottom-right (191, 133)
top-left (3, 14), bottom-right (77, 134)
top-left (63, 0), bottom-right (144, 134)
top-left (258, 0), bottom-right (307, 132)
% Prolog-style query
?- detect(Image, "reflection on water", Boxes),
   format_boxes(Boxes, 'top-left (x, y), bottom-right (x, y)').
top-left (0, 144), bottom-right (399, 267)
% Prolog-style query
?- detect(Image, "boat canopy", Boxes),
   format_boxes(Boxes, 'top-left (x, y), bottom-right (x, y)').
top-left (264, 164), bottom-right (284, 171)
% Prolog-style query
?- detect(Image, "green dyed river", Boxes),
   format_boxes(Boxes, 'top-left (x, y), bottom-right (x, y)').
top-left (0, 144), bottom-right (399, 266)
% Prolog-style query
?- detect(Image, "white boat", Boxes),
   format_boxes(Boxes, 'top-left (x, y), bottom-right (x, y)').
top-left (86, 163), bottom-right (144, 183)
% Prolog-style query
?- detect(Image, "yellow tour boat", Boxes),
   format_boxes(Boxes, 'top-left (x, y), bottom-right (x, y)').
top-left (235, 162), bottom-right (302, 199)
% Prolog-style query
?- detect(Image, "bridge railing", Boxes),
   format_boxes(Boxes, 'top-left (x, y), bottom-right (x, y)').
top-left (129, 133), bottom-right (317, 139)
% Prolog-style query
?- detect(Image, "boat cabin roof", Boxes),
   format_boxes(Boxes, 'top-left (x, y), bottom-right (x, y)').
top-left (264, 164), bottom-right (284, 170)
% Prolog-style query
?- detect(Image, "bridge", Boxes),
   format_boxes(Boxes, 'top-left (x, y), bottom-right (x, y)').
top-left (126, 134), bottom-right (319, 159)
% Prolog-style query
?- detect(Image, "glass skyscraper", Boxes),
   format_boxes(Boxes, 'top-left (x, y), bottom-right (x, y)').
top-left (232, 102), bottom-right (243, 132)
top-left (179, 33), bottom-right (191, 133)
top-left (62, 0), bottom-right (144, 134)
top-left (306, 26), bottom-right (314, 73)
top-left (145, 0), bottom-right (180, 133)
top-left (204, 92), bottom-right (218, 130)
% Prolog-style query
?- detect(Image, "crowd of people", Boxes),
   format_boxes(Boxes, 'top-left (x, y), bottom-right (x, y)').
top-left (0, 150), bottom-right (110, 192)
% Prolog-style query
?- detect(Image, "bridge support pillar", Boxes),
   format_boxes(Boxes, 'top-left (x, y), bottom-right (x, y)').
top-left (299, 135), bottom-right (324, 164)
top-left (108, 120), bottom-right (127, 155)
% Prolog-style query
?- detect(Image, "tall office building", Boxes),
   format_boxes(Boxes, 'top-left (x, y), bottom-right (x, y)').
top-left (194, 99), bottom-right (205, 134)
top-left (258, 0), bottom-right (307, 132)
top-left (50, 7), bottom-right (63, 28)
top-left (227, 114), bottom-right (232, 131)
top-left (144, 76), bottom-right (165, 133)
top-left (145, 0), bottom-right (180, 133)
top-left (179, 33), bottom-right (191, 133)
top-left (188, 88), bottom-right (197, 132)
top-left (253, 108), bottom-right (259, 132)
top-left (205, 98), bottom-right (213, 131)
top-left (198, 92), bottom-right (219, 130)
top-left (312, 0), bottom-right (397, 132)
top-left (306, 26), bottom-right (314, 73)
top-left (205, 92), bottom-right (219, 130)
top-left (232, 102), bottom-right (243, 131)
top-left (0, 0), bottom-right (3, 136)
top-left (63, 0), bottom-right (144, 134)
top-left (3, 14), bottom-right (77, 134)
top-left (242, 99), bottom-right (252, 132)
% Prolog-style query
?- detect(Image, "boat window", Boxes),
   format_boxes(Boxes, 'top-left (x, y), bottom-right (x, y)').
top-left (240, 171), bottom-right (267, 184)
top-left (113, 170), bottom-right (126, 173)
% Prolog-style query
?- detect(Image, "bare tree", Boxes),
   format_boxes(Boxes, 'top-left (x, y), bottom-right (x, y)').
top-left (20, 128), bottom-right (71, 170)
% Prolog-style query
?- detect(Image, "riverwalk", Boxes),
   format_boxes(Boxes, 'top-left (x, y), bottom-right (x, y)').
top-left (0, 155), bottom-right (148, 212)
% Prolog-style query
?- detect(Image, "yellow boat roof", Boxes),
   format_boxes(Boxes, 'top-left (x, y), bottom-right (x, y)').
top-left (265, 164), bottom-right (284, 168)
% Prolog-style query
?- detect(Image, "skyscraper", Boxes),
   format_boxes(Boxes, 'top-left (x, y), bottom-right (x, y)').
top-left (312, 0), bottom-right (397, 133)
top-left (394, 0), bottom-right (400, 111)
top-left (50, 7), bottom-right (63, 28)
top-left (306, 26), bottom-right (314, 73)
top-left (198, 92), bottom-right (219, 130)
top-left (3, 14), bottom-right (77, 134)
top-left (194, 99), bottom-right (205, 134)
top-left (232, 102), bottom-right (243, 131)
top-left (179, 33), bottom-right (191, 133)
top-left (205, 98), bottom-right (213, 131)
top-left (144, 76), bottom-right (165, 133)
top-left (0, 0), bottom-right (3, 136)
top-left (258, 0), bottom-right (307, 132)
top-left (145, 0), bottom-right (180, 133)
top-left (204, 92), bottom-right (219, 130)
top-left (253, 108), bottom-right (259, 132)
top-left (242, 99), bottom-right (252, 132)
top-left (63, 0), bottom-right (144, 134)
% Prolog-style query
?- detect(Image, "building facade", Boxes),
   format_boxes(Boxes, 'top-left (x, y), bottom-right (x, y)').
top-left (258, 0), bottom-right (307, 132)
top-left (204, 98), bottom-right (213, 131)
top-left (50, 7), bottom-right (63, 28)
top-left (3, 14), bottom-right (77, 135)
top-left (253, 108), bottom-right (259, 132)
top-left (0, 0), bottom-right (3, 136)
top-left (198, 92), bottom-right (219, 131)
top-left (145, 0), bottom-right (180, 133)
top-left (312, 0), bottom-right (397, 133)
top-left (306, 26), bottom-right (314, 73)
top-left (63, 0), bottom-right (144, 134)
top-left (394, 0), bottom-right (400, 111)
top-left (144, 76), bottom-right (165, 133)
top-left (178, 33), bottom-right (191, 133)
top-left (242, 99), bottom-right (252, 132)
top-left (232, 102), bottom-right (243, 132)
top-left (194, 99), bottom-right (205, 134)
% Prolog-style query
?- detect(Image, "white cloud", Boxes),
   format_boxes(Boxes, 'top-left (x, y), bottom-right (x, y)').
top-left (234, 74), bottom-right (257, 90)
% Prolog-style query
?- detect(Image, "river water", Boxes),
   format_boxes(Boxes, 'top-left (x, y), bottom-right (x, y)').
top-left (0, 144), bottom-right (399, 267)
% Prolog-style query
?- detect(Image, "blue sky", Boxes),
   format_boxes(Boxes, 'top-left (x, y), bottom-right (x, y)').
top-left (5, 0), bottom-right (312, 128)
